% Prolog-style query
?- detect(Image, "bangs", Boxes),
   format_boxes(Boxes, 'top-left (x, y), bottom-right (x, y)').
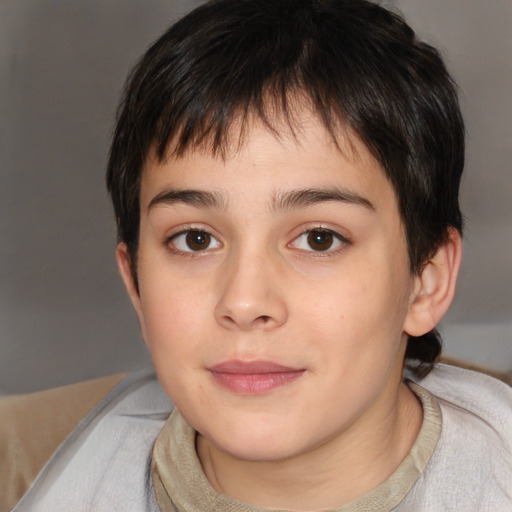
top-left (153, 86), bottom-right (346, 161)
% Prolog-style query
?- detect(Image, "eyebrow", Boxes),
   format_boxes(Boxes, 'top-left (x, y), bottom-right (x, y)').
top-left (271, 187), bottom-right (375, 213)
top-left (147, 186), bottom-right (375, 214)
top-left (148, 189), bottom-right (227, 211)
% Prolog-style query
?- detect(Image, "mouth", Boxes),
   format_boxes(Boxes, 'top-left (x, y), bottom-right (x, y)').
top-left (207, 360), bottom-right (305, 395)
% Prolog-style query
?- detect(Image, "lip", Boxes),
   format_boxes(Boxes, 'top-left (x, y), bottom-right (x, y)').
top-left (208, 360), bottom-right (305, 395)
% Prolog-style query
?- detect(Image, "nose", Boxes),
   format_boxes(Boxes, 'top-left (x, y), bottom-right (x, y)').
top-left (214, 250), bottom-right (288, 332)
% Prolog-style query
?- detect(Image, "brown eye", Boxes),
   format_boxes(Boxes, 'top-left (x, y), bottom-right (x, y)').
top-left (170, 230), bottom-right (221, 253)
top-left (307, 230), bottom-right (334, 251)
top-left (291, 228), bottom-right (347, 253)
top-left (185, 231), bottom-right (211, 251)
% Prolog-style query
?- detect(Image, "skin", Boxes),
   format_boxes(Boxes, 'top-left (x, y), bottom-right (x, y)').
top-left (117, 111), bottom-right (460, 510)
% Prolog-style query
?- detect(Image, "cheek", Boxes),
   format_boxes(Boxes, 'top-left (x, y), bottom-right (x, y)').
top-left (302, 262), bottom-right (409, 364)
top-left (138, 280), bottom-right (212, 404)
top-left (138, 274), bottom-right (212, 353)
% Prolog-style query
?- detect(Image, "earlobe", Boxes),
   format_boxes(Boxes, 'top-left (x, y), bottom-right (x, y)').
top-left (116, 243), bottom-right (147, 339)
top-left (404, 228), bottom-right (462, 337)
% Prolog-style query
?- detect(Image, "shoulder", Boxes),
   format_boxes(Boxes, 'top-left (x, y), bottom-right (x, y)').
top-left (404, 364), bottom-right (512, 509)
top-left (417, 363), bottom-right (511, 454)
top-left (419, 363), bottom-right (512, 429)
top-left (7, 369), bottom-right (172, 512)
top-left (0, 373), bottom-right (127, 512)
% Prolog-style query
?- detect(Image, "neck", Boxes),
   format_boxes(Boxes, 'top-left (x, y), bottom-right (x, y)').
top-left (197, 381), bottom-right (422, 511)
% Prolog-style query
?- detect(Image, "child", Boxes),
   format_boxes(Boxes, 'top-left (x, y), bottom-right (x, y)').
top-left (7, 0), bottom-right (512, 510)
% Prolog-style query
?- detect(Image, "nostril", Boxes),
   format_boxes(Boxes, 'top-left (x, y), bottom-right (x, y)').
top-left (222, 315), bottom-right (237, 325)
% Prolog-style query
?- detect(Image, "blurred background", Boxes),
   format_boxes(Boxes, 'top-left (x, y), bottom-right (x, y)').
top-left (1, 0), bottom-right (511, 394)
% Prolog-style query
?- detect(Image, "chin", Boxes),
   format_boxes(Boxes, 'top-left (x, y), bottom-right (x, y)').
top-left (220, 438), bottom-right (297, 463)
top-left (204, 420), bottom-right (309, 463)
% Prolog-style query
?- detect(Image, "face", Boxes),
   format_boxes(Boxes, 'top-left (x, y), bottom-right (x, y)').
top-left (119, 113), bottom-right (417, 463)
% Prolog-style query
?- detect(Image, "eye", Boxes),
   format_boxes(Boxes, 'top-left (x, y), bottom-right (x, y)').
top-left (169, 230), bottom-right (221, 252)
top-left (291, 228), bottom-right (347, 252)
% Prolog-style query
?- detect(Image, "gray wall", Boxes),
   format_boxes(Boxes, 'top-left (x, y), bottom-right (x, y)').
top-left (1, 0), bottom-right (511, 394)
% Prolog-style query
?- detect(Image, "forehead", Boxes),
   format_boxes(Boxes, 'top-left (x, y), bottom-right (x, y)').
top-left (140, 110), bottom-right (395, 213)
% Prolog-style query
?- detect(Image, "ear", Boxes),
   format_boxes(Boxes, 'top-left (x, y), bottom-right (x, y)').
top-left (403, 228), bottom-right (462, 337)
top-left (116, 243), bottom-right (147, 341)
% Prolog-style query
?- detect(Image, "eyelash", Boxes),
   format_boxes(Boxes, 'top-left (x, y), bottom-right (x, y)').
top-left (164, 226), bottom-right (351, 257)
top-left (165, 227), bottom-right (221, 256)
top-left (289, 227), bottom-right (351, 256)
